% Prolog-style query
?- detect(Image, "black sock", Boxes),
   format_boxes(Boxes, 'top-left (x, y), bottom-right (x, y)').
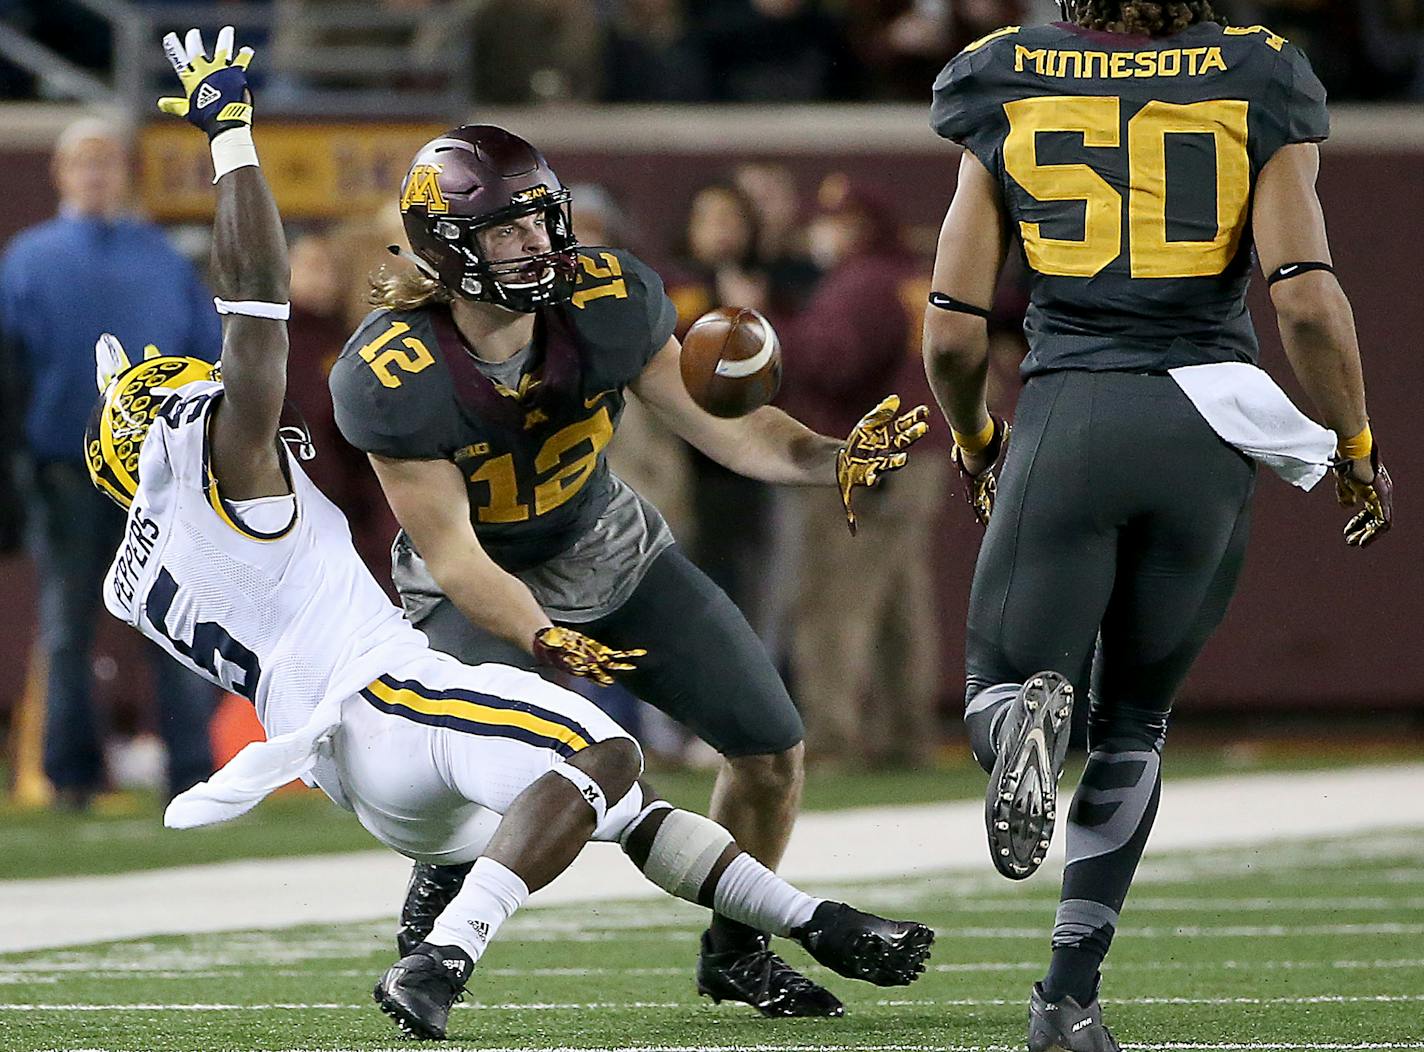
top-left (707, 913), bottom-right (764, 952)
top-left (1041, 947), bottom-right (1100, 1004)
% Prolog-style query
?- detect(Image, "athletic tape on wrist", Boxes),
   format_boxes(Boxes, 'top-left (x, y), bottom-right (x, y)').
top-left (1337, 422), bottom-right (1372, 460)
top-left (549, 762), bottom-right (607, 826)
top-left (214, 298), bottom-right (290, 320)
top-left (210, 126), bottom-right (258, 182)
top-left (952, 417), bottom-right (996, 455)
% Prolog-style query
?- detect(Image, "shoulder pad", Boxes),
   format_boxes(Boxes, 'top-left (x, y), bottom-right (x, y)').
top-left (1217, 24), bottom-right (1327, 143)
top-left (329, 308), bottom-right (462, 459)
top-left (1276, 39), bottom-right (1328, 144)
top-left (563, 248), bottom-right (677, 384)
top-left (931, 26), bottom-right (1022, 142)
top-left (1220, 23), bottom-right (1291, 53)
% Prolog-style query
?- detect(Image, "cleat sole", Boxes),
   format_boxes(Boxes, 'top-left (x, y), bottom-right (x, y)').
top-left (985, 670), bottom-right (1075, 881)
top-left (840, 923), bottom-right (935, 987)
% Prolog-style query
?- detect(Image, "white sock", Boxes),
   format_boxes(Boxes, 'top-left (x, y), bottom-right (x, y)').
top-left (711, 852), bottom-right (821, 938)
top-left (427, 856), bottom-right (529, 963)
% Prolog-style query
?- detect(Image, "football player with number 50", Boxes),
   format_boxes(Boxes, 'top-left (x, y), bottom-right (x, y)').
top-left (921, 1), bottom-right (1394, 1048)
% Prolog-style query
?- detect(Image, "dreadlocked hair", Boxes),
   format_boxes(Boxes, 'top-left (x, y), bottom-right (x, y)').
top-left (1075, 0), bottom-right (1223, 36)
top-left (368, 264), bottom-right (452, 311)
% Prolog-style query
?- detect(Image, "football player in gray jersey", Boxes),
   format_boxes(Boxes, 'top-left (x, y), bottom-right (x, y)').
top-left (922, 2), bottom-right (1393, 1048)
top-left (330, 126), bottom-right (930, 1016)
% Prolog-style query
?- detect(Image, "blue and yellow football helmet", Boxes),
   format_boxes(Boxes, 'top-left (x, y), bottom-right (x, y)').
top-left (84, 334), bottom-right (218, 508)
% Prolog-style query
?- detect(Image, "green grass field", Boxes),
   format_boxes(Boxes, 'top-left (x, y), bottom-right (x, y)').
top-left (4, 827), bottom-right (1424, 1051)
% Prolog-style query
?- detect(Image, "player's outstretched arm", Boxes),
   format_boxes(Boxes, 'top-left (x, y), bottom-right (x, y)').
top-left (160, 27), bottom-right (290, 501)
top-left (632, 337), bottom-right (927, 534)
top-left (368, 454), bottom-right (643, 679)
top-left (1254, 142), bottom-right (1391, 545)
top-left (923, 150), bottom-right (1011, 524)
top-left (370, 454), bottom-right (553, 645)
top-left (632, 336), bottom-right (842, 484)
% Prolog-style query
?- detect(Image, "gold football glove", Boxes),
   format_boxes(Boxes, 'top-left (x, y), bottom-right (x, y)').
top-left (532, 626), bottom-right (646, 686)
top-left (836, 394), bottom-right (931, 535)
top-left (1333, 444), bottom-right (1393, 548)
top-left (951, 415), bottom-right (1011, 527)
top-left (158, 26), bottom-right (254, 138)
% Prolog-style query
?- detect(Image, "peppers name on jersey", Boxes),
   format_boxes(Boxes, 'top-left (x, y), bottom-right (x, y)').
top-left (103, 381), bottom-right (429, 741)
top-left (330, 248), bottom-right (678, 571)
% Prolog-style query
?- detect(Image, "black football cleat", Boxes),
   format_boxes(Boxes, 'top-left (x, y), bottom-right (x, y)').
top-left (987, 671), bottom-right (1074, 880)
top-left (695, 930), bottom-right (845, 1017)
top-left (373, 941), bottom-right (473, 1040)
top-left (791, 901), bottom-right (934, 987)
top-left (397, 861), bottom-right (473, 957)
top-left (1028, 981), bottom-right (1121, 1052)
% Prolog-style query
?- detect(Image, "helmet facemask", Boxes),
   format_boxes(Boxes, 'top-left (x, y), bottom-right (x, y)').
top-left (84, 335), bottom-right (218, 508)
top-left (428, 193), bottom-right (580, 314)
top-left (399, 126), bottom-right (586, 314)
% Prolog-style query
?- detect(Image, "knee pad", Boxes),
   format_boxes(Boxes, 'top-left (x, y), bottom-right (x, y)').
top-left (631, 808), bottom-right (734, 901)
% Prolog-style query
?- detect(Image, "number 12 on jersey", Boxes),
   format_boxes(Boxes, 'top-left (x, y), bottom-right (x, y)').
top-left (1003, 96), bottom-right (1250, 279)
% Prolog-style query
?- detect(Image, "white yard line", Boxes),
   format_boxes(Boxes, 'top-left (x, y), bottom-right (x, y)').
top-left (3, 764), bottom-right (1424, 954)
top-left (7, 993), bottom-right (1424, 1011)
top-left (10, 958), bottom-right (1424, 983)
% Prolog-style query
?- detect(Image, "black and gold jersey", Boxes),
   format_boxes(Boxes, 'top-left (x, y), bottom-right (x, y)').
top-left (932, 21), bottom-right (1329, 376)
top-left (330, 247), bottom-right (678, 571)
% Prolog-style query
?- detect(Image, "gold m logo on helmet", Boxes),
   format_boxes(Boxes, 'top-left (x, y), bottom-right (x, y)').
top-left (401, 165), bottom-right (449, 214)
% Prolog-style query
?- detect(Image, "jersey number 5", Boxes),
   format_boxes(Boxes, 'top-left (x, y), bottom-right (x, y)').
top-left (146, 567), bottom-right (262, 698)
top-left (1003, 96), bottom-right (1250, 279)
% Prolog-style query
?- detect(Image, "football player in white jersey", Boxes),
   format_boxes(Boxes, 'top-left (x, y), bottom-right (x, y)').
top-left (83, 28), bottom-right (935, 1041)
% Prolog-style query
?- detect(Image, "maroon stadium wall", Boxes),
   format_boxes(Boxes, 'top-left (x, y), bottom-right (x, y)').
top-left (0, 108), bottom-right (1419, 733)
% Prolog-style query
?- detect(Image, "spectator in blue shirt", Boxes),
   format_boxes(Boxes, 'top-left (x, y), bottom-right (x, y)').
top-left (0, 115), bottom-right (220, 810)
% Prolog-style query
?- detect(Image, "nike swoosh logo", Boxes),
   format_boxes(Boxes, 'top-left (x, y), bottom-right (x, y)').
top-left (1278, 264), bottom-right (1298, 275)
top-left (584, 390), bottom-right (614, 408)
top-left (1025, 727), bottom-right (1050, 774)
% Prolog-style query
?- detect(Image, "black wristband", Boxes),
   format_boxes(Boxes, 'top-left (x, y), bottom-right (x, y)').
top-left (1267, 261), bottom-right (1334, 285)
top-left (929, 291), bottom-right (991, 318)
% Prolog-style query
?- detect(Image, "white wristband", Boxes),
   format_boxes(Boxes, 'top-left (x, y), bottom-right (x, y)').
top-left (214, 298), bottom-right (290, 320)
top-left (210, 126), bottom-right (258, 182)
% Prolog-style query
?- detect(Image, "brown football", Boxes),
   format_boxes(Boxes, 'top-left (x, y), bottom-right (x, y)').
top-left (679, 306), bottom-right (783, 418)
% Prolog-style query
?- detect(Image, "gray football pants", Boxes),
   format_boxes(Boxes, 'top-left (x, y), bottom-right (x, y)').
top-left (414, 545), bottom-right (805, 758)
top-left (963, 370), bottom-right (1255, 982)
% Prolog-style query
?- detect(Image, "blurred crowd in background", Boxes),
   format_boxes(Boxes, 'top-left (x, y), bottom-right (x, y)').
top-left (3, 0), bottom-right (1423, 105)
top-left (2, 0), bottom-right (1419, 808)
top-left (0, 109), bottom-right (1033, 810)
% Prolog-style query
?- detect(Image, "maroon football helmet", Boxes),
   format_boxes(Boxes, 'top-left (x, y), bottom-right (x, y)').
top-left (399, 125), bottom-right (579, 313)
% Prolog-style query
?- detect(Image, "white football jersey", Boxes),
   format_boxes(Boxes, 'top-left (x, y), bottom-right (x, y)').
top-left (104, 380), bottom-right (429, 739)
